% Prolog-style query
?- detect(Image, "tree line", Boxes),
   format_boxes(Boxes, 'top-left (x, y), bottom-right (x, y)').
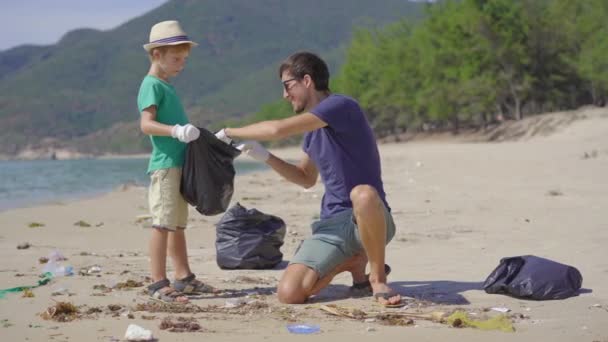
top-left (245, 0), bottom-right (607, 137)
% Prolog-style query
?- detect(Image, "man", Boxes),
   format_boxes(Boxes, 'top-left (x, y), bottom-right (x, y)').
top-left (215, 51), bottom-right (401, 306)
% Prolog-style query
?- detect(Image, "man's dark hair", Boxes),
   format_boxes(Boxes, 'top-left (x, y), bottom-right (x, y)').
top-left (279, 51), bottom-right (330, 91)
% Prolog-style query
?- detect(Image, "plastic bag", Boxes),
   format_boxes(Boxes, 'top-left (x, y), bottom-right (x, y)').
top-left (216, 203), bottom-right (286, 269)
top-left (181, 128), bottom-right (241, 216)
top-left (483, 255), bottom-right (582, 300)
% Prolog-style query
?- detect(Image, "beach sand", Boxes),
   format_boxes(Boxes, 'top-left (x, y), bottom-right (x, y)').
top-left (1, 107), bottom-right (607, 341)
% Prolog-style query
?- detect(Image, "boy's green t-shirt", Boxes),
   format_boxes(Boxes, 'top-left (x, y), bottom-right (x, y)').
top-left (137, 75), bottom-right (189, 173)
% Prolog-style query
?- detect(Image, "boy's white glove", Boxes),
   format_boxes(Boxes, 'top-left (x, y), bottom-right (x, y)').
top-left (214, 129), bottom-right (232, 144)
top-left (237, 141), bottom-right (270, 162)
top-left (172, 124), bottom-right (200, 143)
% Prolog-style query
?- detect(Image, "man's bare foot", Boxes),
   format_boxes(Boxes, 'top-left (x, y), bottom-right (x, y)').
top-left (370, 282), bottom-right (402, 307)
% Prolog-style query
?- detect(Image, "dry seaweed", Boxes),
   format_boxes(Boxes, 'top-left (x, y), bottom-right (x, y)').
top-left (40, 302), bottom-right (80, 322)
top-left (159, 316), bottom-right (203, 332)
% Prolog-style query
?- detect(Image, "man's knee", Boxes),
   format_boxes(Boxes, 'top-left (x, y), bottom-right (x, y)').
top-left (277, 279), bottom-right (308, 304)
top-left (350, 184), bottom-right (380, 208)
top-left (277, 264), bottom-right (316, 304)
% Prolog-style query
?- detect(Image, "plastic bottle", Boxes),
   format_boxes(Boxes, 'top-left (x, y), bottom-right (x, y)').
top-left (42, 261), bottom-right (73, 277)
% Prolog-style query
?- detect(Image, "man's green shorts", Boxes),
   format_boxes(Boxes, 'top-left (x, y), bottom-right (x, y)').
top-left (290, 204), bottom-right (396, 278)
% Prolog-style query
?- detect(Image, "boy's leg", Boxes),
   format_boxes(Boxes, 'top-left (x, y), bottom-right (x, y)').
top-left (168, 229), bottom-right (192, 280)
top-left (150, 228), bottom-right (169, 282)
top-left (350, 184), bottom-right (401, 306)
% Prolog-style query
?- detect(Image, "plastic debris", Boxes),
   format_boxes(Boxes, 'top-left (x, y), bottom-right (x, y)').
top-left (491, 307), bottom-right (511, 313)
top-left (287, 324), bottom-right (321, 334)
top-left (446, 311), bottom-right (514, 332)
top-left (0, 272), bottom-right (53, 299)
top-left (17, 242), bottom-right (31, 250)
top-left (124, 324), bottom-right (154, 341)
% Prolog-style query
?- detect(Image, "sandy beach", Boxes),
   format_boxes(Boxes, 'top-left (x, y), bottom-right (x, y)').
top-left (1, 107), bottom-right (607, 342)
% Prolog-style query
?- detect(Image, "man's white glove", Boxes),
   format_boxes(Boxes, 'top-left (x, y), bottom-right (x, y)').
top-left (237, 141), bottom-right (270, 162)
top-left (171, 124), bottom-right (200, 143)
top-left (214, 129), bottom-right (232, 144)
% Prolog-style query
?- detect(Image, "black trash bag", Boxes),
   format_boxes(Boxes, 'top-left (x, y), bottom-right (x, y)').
top-left (216, 203), bottom-right (286, 269)
top-left (180, 127), bottom-right (241, 216)
top-left (483, 255), bottom-right (583, 300)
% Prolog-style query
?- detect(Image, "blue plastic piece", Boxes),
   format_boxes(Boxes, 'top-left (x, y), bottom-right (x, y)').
top-left (286, 324), bottom-right (320, 334)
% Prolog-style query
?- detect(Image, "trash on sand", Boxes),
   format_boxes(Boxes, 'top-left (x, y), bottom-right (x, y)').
top-left (491, 307), bottom-right (511, 313)
top-left (48, 251), bottom-right (68, 262)
top-left (51, 284), bottom-right (70, 296)
top-left (43, 262), bottom-right (73, 277)
top-left (124, 324), bottom-right (154, 341)
top-left (287, 323), bottom-right (321, 334)
top-left (87, 266), bottom-right (102, 274)
top-left (40, 301), bottom-right (80, 322)
top-left (160, 316), bottom-right (202, 332)
top-left (224, 298), bottom-right (249, 308)
top-left (17, 242), bottom-right (31, 250)
top-left (320, 304), bottom-right (367, 319)
top-left (0, 272), bottom-right (53, 299)
top-left (446, 311), bottom-right (514, 332)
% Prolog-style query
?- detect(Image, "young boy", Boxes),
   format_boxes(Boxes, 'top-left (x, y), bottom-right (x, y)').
top-left (138, 20), bottom-right (217, 303)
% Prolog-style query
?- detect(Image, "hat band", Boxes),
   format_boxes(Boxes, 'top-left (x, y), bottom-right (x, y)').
top-left (150, 35), bottom-right (191, 44)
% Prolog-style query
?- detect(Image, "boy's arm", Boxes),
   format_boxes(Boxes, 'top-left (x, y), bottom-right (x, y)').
top-left (140, 105), bottom-right (173, 136)
top-left (140, 105), bottom-right (199, 142)
top-left (224, 113), bottom-right (326, 141)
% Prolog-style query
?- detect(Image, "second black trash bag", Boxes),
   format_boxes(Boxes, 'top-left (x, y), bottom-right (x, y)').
top-left (483, 255), bottom-right (583, 300)
top-left (216, 203), bottom-right (286, 269)
top-left (180, 127), bottom-right (241, 216)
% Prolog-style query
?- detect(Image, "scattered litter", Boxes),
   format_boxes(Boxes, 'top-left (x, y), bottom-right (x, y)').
top-left (74, 220), bottom-right (92, 227)
top-left (320, 304), bottom-right (367, 319)
top-left (0, 272), bottom-right (53, 299)
top-left (113, 280), bottom-right (144, 290)
top-left (124, 324), bottom-right (154, 341)
top-left (160, 316), bottom-right (202, 332)
top-left (376, 313), bottom-right (415, 326)
top-left (51, 284), bottom-right (70, 296)
top-left (17, 242), bottom-right (31, 250)
top-left (364, 318), bottom-right (376, 323)
top-left (28, 222), bottom-right (45, 228)
top-left (87, 266), bottom-right (102, 274)
top-left (48, 251), bottom-right (67, 262)
top-left (43, 262), bottom-right (73, 277)
top-left (287, 323), bottom-right (320, 334)
top-left (491, 307), bottom-right (511, 313)
top-left (224, 298), bottom-right (249, 308)
top-left (40, 301), bottom-right (80, 322)
top-left (546, 190), bottom-right (563, 196)
top-left (446, 311), bottom-right (514, 332)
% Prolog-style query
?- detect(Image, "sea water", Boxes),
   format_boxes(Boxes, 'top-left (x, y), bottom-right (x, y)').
top-left (0, 158), bottom-right (266, 211)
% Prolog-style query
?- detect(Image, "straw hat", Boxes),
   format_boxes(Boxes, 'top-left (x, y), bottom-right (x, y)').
top-left (143, 20), bottom-right (198, 52)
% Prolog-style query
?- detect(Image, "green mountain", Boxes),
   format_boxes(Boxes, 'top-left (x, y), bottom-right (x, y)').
top-left (0, 0), bottom-right (425, 156)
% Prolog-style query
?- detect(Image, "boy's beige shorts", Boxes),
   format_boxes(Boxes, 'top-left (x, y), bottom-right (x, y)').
top-left (148, 167), bottom-right (188, 231)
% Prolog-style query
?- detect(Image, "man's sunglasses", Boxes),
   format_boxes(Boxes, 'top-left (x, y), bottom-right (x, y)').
top-left (282, 78), bottom-right (299, 91)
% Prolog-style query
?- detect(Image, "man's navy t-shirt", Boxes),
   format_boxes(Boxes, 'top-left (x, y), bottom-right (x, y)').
top-left (302, 94), bottom-right (389, 219)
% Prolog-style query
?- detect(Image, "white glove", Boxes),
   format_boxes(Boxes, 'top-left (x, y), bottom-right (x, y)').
top-left (171, 124), bottom-right (200, 143)
top-left (237, 141), bottom-right (270, 162)
top-left (214, 128), bottom-right (232, 144)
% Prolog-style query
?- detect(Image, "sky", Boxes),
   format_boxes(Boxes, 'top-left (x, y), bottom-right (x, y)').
top-left (0, 0), bottom-right (167, 51)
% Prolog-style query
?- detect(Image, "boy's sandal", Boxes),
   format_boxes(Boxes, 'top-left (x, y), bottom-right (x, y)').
top-left (350, 264), bottom-right (392, 297)
top-left (147, 278), bottom-right (189, 304)
top-left (173, 274), bottom-right (219, 294)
